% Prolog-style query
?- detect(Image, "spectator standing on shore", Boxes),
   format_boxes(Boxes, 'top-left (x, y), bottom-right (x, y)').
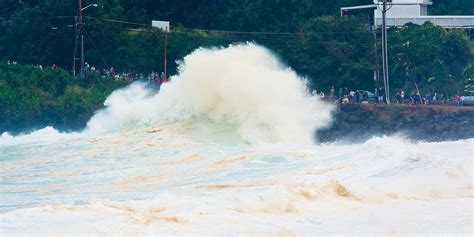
top-left (320, 92), bottom-right (325, 100)
top-left (396, 91), bottom-right (401, 104)
top-left (378, 90), bottom-right (384, 104)
top-left (433, 93), bottom-right (439, 104)
top-left (400, 90), bottom-right (405, 103)
top-left (454, 94), bottom-right (461, 105)
top-left (425, 92), bottom-right (431, 105)
top-left (329, 86), bottom-right (335, 99)
top-left (147, 74), bottom-right (152, 84)
top-left (409, 91), bottom-right (415, 104)
top-left (156, 73), bottom-right (162, 85)
top-left (415, 91), bottom-right (421, 105)
top-left (338, 88), bottom-right (343, 99)
top-left (374, 88), bottom-right (379, 103)
top-left (161, 72), bottom-right (167, 83)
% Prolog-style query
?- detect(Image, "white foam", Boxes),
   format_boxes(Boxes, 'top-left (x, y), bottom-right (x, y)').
top-left (0, 126), bottom-right (79, 146)
top-left (1, 130), bottom-right (473, 235)
top-left (86, 43), bottom-right (332, 144)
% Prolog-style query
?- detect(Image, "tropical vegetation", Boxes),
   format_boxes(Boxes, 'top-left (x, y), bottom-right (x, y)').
top-left (0, 0), bottom-right (472, 133)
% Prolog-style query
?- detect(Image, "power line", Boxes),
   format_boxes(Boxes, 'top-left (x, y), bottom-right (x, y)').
top-left (83, 27), bottom-right (109, 69)
top-left (83, 16), bottom-right (375, 35)
top-left (41, 15), bottom-right (378, 40)
top-left (85, 24), bottom-right (378, 45)
top-left (82, 20), bottom-right (378, 45)
top-left (84, 16), bottom-right (152, 28)
top-left (169, 33), bottom-right (375, 45)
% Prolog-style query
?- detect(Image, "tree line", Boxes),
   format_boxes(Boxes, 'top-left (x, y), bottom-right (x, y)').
top-left (0, 0), bottom-right (472, 133)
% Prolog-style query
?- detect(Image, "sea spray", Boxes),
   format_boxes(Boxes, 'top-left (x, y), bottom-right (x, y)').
top-left (85, 82), bottom-right (157, 134)
top-left (86, 43), bottom-right (333, 144)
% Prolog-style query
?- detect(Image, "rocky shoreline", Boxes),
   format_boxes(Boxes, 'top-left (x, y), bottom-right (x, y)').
top-left (316, 104), bottom-right (474, 143)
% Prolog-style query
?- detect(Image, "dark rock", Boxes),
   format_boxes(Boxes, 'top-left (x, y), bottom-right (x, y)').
top-left (316, 104), bottom-right (474, 143)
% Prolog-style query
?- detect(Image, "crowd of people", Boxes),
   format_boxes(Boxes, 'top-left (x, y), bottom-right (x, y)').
top-left (314, 86), bottom-right (386, 105)
top-left (5, 60), bottom-right (469, 106)
top-left (84, 63), bottom-right (171, 87)
top-left (394, 90), bottom-right (465, 106)
top-left (317, 86), bottom-right (466, 106)
top-left (14, 60), bottom-right (171, 88)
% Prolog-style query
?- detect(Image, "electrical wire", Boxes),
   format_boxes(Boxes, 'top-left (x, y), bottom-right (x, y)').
top-left (83, 21), bottom-right (377, 45)
top-left (84, 16), bottom-right (375, 35)
top-left (82, 25), bottom-right (376, 56)
top-left (83, 27), bottom-right (109, 69)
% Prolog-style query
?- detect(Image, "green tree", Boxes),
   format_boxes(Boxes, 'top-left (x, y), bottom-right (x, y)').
top-left (0, 62), bottom-right (127, 133)
top-left (272, 16), bottom-right (375, 92)
top-left (388, 22), bottom-right (471, 96)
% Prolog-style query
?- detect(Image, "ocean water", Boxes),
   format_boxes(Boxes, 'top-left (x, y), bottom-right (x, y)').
top-left (1, 44), bottom-right (472, 236)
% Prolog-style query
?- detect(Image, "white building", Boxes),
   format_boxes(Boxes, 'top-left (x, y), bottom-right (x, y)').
top-left (342, 0), bottom-right (474, 29)
top-left (373, 0), bottom-right (430, 19)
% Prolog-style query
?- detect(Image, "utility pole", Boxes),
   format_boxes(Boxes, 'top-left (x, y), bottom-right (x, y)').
top-left (79, 0), bottom-right (84, 78)
top-left (73, 1), bottom-right (97, 77)
top-left (152, 20), bottom-right (170, 80)
top-left (379, 0), bottom-right (392, 104)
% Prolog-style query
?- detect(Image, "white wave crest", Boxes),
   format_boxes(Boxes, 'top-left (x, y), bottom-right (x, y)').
top-left (86, 43), bottom-right (332, 144)
top-left (0, 126), bottom-right (79, 146)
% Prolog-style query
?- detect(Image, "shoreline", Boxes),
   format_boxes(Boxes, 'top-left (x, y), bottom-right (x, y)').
top-left (316, 103), bottom-right (474, 143)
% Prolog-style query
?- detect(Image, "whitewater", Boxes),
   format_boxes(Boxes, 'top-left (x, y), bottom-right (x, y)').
top-left (0, 44), bottom-right (472, 236)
